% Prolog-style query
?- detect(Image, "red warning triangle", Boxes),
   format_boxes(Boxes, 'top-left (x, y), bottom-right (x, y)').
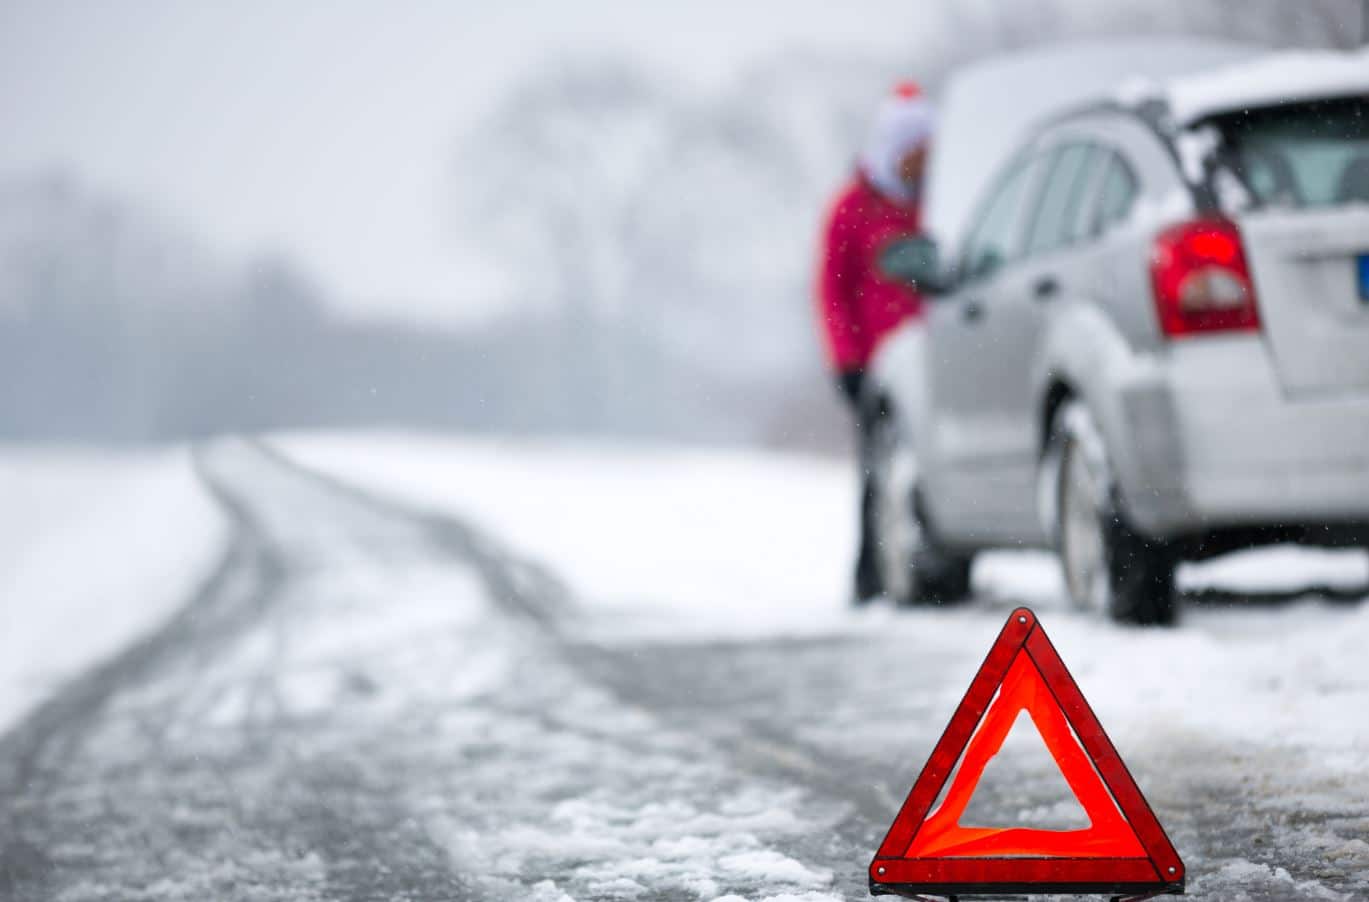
top-left (869, 607), bottom-right (1185, 898)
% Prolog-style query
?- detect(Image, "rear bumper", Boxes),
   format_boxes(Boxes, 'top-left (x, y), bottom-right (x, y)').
top-left (1105, 336), bottom-right (1369, 538)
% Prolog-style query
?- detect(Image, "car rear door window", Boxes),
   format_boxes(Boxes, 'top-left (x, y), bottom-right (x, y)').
top-left (1211, 96), bottom-right (1369, 208)
top-left (1091, 152), bottom-right (1138, 235)
top-left (960, 154), bottom-right (1039, 281)
top-left (1024, 142), bottom-right (1097, 256)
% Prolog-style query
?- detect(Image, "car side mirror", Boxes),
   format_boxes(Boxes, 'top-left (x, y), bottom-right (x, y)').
top-left (878, 236), bottom-right (950, 295)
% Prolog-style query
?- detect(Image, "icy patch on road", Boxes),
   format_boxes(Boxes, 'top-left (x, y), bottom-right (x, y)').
top-left (1193, 859), bottom-right (1348, 901)
top-left (526, 880), bottom-right (578, 902)
top-left (0, 445), bottom-right (226, 734)
top-left (717, 850), bottom-right (831, 887)
top-left (443, 787), bottom-right (838, 901)
top-left (54, 848), bottom-right (328, 902)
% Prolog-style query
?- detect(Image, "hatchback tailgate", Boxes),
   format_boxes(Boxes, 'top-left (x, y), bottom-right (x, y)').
top-left (1239, 206), bottom-right (1369, 398)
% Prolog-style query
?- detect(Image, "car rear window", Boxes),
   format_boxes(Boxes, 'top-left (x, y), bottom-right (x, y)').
top-left (1210, 96), bottom-right (1369, 208)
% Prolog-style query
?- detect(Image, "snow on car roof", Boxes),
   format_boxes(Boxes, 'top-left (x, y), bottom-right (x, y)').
top-left (927, 37), bottom-right (1257, 248)
top-left (1165, 47), bottom-right (1369, 125)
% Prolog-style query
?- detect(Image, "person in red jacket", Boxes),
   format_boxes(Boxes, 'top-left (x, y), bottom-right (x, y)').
top-left (816, 81), bottom-right (934, 603)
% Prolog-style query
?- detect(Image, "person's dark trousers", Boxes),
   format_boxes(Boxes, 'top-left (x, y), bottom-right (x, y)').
top-left (839, 369), bottom-right (884, 602)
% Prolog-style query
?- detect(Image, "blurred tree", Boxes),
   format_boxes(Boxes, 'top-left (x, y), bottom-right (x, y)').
top-left (455, 59), bottom-right (678, 431)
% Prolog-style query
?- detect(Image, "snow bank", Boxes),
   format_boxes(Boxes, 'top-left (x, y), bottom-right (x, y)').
top-left (281, 432), bottom-right (857, 638)
top-left (0, 445), bottom-right (226, 733)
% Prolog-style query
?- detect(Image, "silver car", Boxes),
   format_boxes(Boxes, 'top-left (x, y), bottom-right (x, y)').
top-left (867, 51), bottom-right (1369, 623)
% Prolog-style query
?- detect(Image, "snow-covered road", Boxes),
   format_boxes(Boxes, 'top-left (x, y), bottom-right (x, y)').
top-left (1, 437), bottom-right (1366, 901)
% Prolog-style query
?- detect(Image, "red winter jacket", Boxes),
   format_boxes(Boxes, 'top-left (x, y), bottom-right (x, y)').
top-left (815, 173), bottom-right (925, 371)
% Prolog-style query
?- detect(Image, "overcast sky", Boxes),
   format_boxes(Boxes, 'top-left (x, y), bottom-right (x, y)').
top-left (0, 0), bottom-right (940, 325)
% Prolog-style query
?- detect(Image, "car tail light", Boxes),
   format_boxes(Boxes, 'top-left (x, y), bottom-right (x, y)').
top-left (1149, 218), bottom-right (1260, 337)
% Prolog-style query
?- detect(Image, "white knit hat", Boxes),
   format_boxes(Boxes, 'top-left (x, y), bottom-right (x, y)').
top-left (860, 81), bottom-right (935, 205)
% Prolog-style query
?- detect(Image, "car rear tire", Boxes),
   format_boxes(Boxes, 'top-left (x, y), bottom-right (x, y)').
top-left (868, 395), bottom-right (974, 608)
top-left (1050, 401), bottom-right (1177, 625)
top-left (907, 516), bottom-right (974, 607)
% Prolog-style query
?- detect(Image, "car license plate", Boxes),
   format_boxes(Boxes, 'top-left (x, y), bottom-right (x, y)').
top-left (1360, 254), bottom-right (1369, 303)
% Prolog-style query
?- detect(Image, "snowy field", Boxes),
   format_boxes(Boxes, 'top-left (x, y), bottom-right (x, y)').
top-left (0, 445), bottom-right (226, 733)
top-left (284, 431), bottom-right (857, 636)
top-left (2, 433), bottom-right (1366, 900)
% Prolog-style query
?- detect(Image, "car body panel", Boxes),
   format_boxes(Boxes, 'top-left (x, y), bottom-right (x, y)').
top-left (1074, 335), bottom-right (1369, 535)
top-left (1238, 205), bottom-right (1369, 398)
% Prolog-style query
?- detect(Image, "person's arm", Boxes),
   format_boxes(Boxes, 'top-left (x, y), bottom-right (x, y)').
top-left (816, 192), bottom-right (866, 397)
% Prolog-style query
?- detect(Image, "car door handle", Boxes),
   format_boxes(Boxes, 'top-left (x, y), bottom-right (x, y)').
top-left (962, 299), bottom-right (984, 322)
top-left (1033, 275), bottom-right (1060, 301)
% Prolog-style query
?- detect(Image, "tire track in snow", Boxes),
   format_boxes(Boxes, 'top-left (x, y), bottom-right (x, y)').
top-left (255, 441), bottom-right (930, 895)
top-left (255, 444), bottom-right (915, 850)
top-left (0, 440), bottom-right (514, 901)
top-left (249, 439), bottom-right (573, 630)
top-left (0, 453), bottom-right (283, 898)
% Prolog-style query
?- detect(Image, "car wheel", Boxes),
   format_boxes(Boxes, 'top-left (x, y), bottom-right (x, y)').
top-left (907, 513), bottom-right (974, 607)
top-left (868, 395), bottom-right (973, 607)
top-left (1050, 401), bottom-right (1177, 625)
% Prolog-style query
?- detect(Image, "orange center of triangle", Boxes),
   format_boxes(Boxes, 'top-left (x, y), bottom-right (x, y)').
top-left (905, 650), bottom-right (1146, 859)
